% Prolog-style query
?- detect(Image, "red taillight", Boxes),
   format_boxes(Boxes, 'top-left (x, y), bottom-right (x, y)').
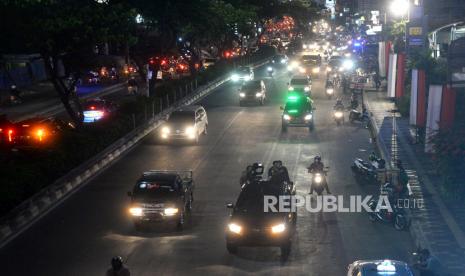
top-left (161, 60), bottom-right (167, 65)
top-left (90, 106), bottom-right (96, 110)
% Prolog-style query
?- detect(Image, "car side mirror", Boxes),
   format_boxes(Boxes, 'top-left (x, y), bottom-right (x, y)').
top-left (226, 203), bottom-right (234, 209)
top-left (127, 191), bottom-right (132, 197)
top-left (280, 106), bottom-right (284, 110)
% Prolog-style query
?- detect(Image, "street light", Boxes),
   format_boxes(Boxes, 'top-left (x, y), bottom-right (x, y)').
top-left (390, 0), bottom-right (409, 17)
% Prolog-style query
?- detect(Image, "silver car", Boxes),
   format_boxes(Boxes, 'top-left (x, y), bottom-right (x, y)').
top-left (160, 105), bottom-right (208, 143)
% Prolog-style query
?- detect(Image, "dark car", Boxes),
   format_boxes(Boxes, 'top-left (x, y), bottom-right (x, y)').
top-left (239, 80), bottom-right (266, 106)
top-left (281, 94), bottom-right (315, 132)
top-left (6, 117), bottom-right (74, 148)
top-left (0, 114), bottom-right (15, 145)
top-left (128, 170), bottom-right (194, 231)
top-left (82, 98), bottom-right (117, 123)
top-left (225, 173), bottom-right (296, 259)
top-left (271, 54), bottom-right (288, 66)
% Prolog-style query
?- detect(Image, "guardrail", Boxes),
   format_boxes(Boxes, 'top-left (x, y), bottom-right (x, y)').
top-left (0, 56), bottom-right (271, 248)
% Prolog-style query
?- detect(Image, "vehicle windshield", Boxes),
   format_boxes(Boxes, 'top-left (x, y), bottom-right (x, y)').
top-left (133, 181), bottom-right (178, 198)
top-left (290, 79), bottom-right (308, 86)
top-left (285, 101), bottom-right (310, 114)
top-left (302, 55), bottom-right (319, 62)
top-left (242, 81), bottom-right (260, 91)
top-left (236, 67), bottom-right (250, 74)
top-left (169, 112), bottom-right (194, 123)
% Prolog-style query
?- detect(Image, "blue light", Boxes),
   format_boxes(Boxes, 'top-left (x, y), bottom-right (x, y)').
top-left (354, 42), bottom-right (361, 47)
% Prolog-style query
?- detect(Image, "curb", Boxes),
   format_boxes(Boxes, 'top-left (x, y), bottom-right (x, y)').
top-left (0, 57), bottom-right (270, 248)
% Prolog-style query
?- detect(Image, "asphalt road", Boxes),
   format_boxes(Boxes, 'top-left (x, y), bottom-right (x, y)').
top-left (0, 62), bottom-right (414, 276)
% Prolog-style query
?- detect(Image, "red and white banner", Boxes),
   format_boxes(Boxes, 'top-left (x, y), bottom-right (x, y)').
top-left (440, 85), bottom-right (456, 129)
top-left (378, 42), bottom-right (386, 78)
top-left (395, 53), bottom-right (406, 99)
top-left (409, 69), bottom-right (427, 127)
top-left (387, 54), bottom-right (397, 98)
top-left (425, 85), bottom-right (443, 153)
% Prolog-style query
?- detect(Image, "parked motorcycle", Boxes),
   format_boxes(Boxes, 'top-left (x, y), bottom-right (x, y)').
top-left (349, 109), bottom-right (368, 124)
top-left (368, 197), bottom-right (409, 230)
top-left (351, 158), bottom-right (378, 184)
top-left (368, 184), bottom-right (409, 230)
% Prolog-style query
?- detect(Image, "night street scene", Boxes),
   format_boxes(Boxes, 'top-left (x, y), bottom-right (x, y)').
top-left (1, 0), bottom-right (465, 275)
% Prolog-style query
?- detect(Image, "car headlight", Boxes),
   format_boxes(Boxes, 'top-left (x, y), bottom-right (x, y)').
top-left (304, 114), bottom-right (313, 120)
top-left (256, 92), bottom-right (262, 97)
top-left (164, 207), bottom-right (179, 216)
top-left (287, 65), bottom-right (293, 71)
top-left (334, 111), bottom-right (343, 118)
top-left (267, 66), bottom-right (273, 72)
top-left (231, 74), bottom-right (239, 81)
top-left (299, 67), bottom-right (306, 73)
top-left (129, 207), bottom-right (143, 217)
top-left (271, 223), bottom-right (286, 234)
top-left (326, 88), bottom-right (334, 94)
top-left (161, 127), bottom-right (170, 134)
top-left (312, 67), bottom-right (320, 73)
top-left (283, 114), bottom-right (291, 120)
top-left (291, 61), bottom-right (298, 67)
top-left (303, 44), bottom-right (307, 49)
top-left (304, 86), bottom-right (310, 92)
top-left (228, 223), bottom-right (242, 234)
top-left (314, 174), bottom-right (322, 183)
top-left (288, 86), bottom-right (294, 91)
top-left (339, 67), bottom-right (344, 72)
top-left (244, 75), bottom-right (251, 81)
top-left (281, 59), bottom-right (286, 64)
top-left (239, 92), bottom-right (245, 97)
top-left (327, 67), bottom-right (332, 72)
top-left (185, 126), bottom-right (195, 135)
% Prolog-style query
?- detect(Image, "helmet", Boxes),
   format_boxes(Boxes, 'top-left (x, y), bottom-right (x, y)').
top-left (314, 155), bottom-right (321, 162)
top-left (251, 162), bottom-right (264, 175)
top-left (336, 98), bottom-right (342, 104)
top-left (272, 160), bottom-right (282, 167)
top-left (111, 256), bottom-right (123, 270)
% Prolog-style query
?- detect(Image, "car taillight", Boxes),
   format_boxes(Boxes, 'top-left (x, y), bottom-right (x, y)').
top-left (36, 129), bottom-right (45, 141)
top-left (8, 129), bottom-right (14, 142)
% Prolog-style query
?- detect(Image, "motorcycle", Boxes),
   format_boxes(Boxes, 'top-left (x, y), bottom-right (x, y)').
top-left (368, 196), bottom-right (409, 231)
top-left (310, 168), bottom-right (329, 195)
top-left (349, 109), bottom-right (368, 124)
top-left (333, 109), bottom-right (344, 125)
top-left (351, 158), bottom-right (378, 184)
top-left (325, 87), bottom-right (334, 99)
top-left (267, 66), bottom-right (274, 77)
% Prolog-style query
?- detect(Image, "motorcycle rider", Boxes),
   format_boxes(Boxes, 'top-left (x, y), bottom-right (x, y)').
top-left (127, 77), bottom-right (138, 95)
top-left (350, 93), bottom-right (359, 109)
top-left (413, 249), bottom-right (444, 276)
top-left (10, 85), bottom-right (23, 104)
top-left (268, 160), bottom-right (290, 183)
top-left (307, 156), bottom-right (330, 194)
top-left (239, 165), bottom-right (254, 186)
top-left (333, 98), bottom-right (344, 110)
top-left (396, 160), bottom-right (410, 197)
top-left (106, 256), bottom-right (130, 276)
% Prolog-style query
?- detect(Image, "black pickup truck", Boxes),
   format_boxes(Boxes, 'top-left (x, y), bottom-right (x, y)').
top-left (226, 168), bottom-right (296, 261)
top-left (128, 170), bottom-right (194, 231)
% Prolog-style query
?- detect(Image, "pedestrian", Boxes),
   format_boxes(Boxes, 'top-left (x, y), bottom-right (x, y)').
top-left (374, 72), bottom-right (381, 90)
top-left (413, 249), bottom-right (444, 276)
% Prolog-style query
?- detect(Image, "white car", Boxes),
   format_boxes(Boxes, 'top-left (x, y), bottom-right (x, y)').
top-left (288, 75), bottom-right (312, 94)
top-left (347, 259), bottom-right (414, 276)
top-left (231, 66), bottom-right (254, 82)
top-left (160, 105), bottom-right (208, 143)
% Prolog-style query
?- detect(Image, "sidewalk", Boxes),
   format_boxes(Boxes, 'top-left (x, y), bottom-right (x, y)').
top-left (0, 81), bottom-right (125, 122)
top-left (364, 90), bottom-right (465, 275)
